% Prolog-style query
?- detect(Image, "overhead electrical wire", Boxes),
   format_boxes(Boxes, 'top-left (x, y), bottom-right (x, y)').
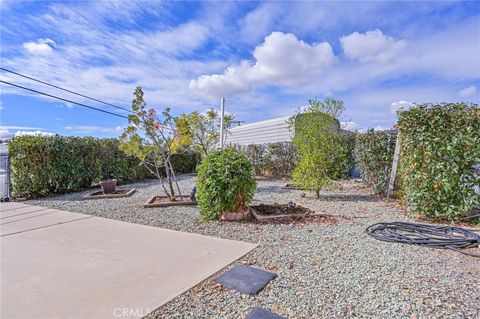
top-left (0, 67), bottom-right (134, 114)
top-left (366, 222), bottom-right (480, 257)
top-left (0, 80), bottom-right (128, 119)
top-left (0, 79), bottom-right (174, 131)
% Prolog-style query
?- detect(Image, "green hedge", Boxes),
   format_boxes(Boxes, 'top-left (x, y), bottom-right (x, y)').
top-left (333, 131), bottom-right (356, 180)
top-left (9, 135), bottom-right (200, 198)
top-left (237, 138), bottom-right (354, 180)
top-left (398, 103), bottom-right (480, 221)
top-left (238, 142), bottom-right (297, 178)
top-left (355, 130), bottom-right (397, 194)
top-left (170, 151), bottom-right (202, 175)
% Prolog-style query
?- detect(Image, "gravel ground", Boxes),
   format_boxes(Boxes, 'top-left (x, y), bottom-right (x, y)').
top-left (28, 176), bottom-right (480, 319)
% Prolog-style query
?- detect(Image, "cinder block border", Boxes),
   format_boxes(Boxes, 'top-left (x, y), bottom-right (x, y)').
top-left (250, 206), bottom-right (325, 222)
top-left (144, 195), bottom-right (197, 208)
top-left (82, 188), bottom-right (136, 200)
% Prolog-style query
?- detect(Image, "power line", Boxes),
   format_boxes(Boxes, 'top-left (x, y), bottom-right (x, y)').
top-left (1, 79), bottom-right (175, 131)
top-left (1, 68), bottom-right (174, 130)
top-left (0, 67), bottom-right (134, 114)
top-left (0, 80), bottom-right (128, 119)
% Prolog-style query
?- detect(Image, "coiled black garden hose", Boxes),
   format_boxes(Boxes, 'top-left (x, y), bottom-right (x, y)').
top-left (366, 222), bottom-right (480, 257)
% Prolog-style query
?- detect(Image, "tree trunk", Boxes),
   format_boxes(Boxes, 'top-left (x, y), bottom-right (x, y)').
top-left (315, 189), bottom-right (320, 199)
top-left (164, 154), bottom-right (175, 201)
top-left (168, 160), bottom-right (183, 200)
top-left (153, 160), bottom-right (169, 198)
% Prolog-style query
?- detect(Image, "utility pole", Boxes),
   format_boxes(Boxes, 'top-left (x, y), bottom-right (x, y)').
top-left (219, 97), bottom-right (225, 149)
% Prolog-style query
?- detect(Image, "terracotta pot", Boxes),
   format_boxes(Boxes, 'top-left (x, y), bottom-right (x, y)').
top-left (100, 179), bottom-right (117, 194)
top-left (220, 209), bottom-right (251, 221)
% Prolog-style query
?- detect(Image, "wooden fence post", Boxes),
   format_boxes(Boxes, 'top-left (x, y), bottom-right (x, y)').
top-left (387, 131), bottom-right (401, 198)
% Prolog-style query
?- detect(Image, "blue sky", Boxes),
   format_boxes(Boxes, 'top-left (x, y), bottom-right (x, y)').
top-left (1, 0), bottom-right (479, 138)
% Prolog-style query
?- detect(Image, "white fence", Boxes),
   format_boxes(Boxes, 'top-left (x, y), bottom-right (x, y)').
top-left (225, 116), bottom-right (292, 146)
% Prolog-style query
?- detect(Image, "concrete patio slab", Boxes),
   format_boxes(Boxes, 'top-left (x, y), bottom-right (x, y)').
top-left (0, 202), bottom-right (49, 218)
top-left (1, 208), bottom-right (92, 236)
top-left (1, 203), bottom-right (257, 319)
top-left (1, 207), bottom-right (59, 223)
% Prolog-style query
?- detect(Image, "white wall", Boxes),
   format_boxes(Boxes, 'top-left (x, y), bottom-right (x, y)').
top-left (225, 116), bottom-right (292, 146)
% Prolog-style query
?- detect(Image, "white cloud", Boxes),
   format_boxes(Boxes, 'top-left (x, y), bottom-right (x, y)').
top-left (2, 2), bottom-right (478, 135)
top-left (390, 100), bottom-right (413, 115)
top-left (119, 22), bottom-right (208, 57)
top-left (0, 125), bottom-right (42, 130)
top-left (0, 125), bottom-right (53, 139)
top-left (22, 38), bottom-right (56, 55)
top-left (13, 130), bottom-right (55, 137)
top-left (190, 62), bottom-right (253, 98)
top-left (0, 128), bottom-right (10, 139)
top-left (341, 121), bottom-right (364, 132)
top-left (340, 29), bottom-right (406, 63)
top-left (406, 19), bottom-right (479, 79)
top-left (1, 6), bottom-right (218, 113)
top-left (239, 4), bottom-right (280, 44)
top-left (341, 121), bottom-right (391, 133)
top-left (372, 125), bottom-right (391, 131)
top-left (64, 125), bottom-right (123, 134)
top-left (190, 32), bottom-right (336, 98)
top-left (458, 85), bottom-right (477, 97)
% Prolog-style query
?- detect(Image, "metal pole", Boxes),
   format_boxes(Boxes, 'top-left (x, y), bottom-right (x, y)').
top-left (387, 130), bottom-right (401, 198)
top-left (219, 97), bottom-right (225, 149)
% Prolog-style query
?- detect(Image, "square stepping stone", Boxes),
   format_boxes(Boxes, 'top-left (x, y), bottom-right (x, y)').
top-left (213, 264), bottom-right (276, 295)
top-left (246, 307), bottom-right (286, 319)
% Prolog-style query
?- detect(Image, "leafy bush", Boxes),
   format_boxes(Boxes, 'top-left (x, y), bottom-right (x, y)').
top-left (331, 131), bottom-right (356, 180)
top-left (196, 147), bottom-right (256, 220)
top-left (237, 136), bottom-right (354, 180)
top-left (355, 130), bottom-right (397, 194)
top-left (265, 142), bottom-right (298, 178)
top-left (241, 144), bottom-right (267, 176)
top-left (170, 152), bottom-right (201, 174)
top-left (237, 142), bottom-right (297, 178)
top-left (398, 102), bottom-right (480, 221)
top-left (9, 135), bottom-right (199, 198)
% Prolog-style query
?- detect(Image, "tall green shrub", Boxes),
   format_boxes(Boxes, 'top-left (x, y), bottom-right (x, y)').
top-left (355, 130), bottom-right (397, 194)
top-left (238, 137), bottom-right (353, 180)
top-left (196, 147), bottom-right (256, 220)
top-left (290, 98), bottom-right (352, 197)
top-left (398, 102), bottom-right (480, 221)
top-left (9, 135), bottom-right (199, 198)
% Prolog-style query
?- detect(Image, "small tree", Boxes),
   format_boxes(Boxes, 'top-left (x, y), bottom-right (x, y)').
top-left (119, 86), bottom-right (182, 200)
top-left (175, 108), bottom-right (234, 156)
top-left (289, 98), bottom-right (348, 198)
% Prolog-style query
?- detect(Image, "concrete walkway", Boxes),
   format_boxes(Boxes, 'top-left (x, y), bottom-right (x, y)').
top-left (1, 202), bottom-right (257, 319)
